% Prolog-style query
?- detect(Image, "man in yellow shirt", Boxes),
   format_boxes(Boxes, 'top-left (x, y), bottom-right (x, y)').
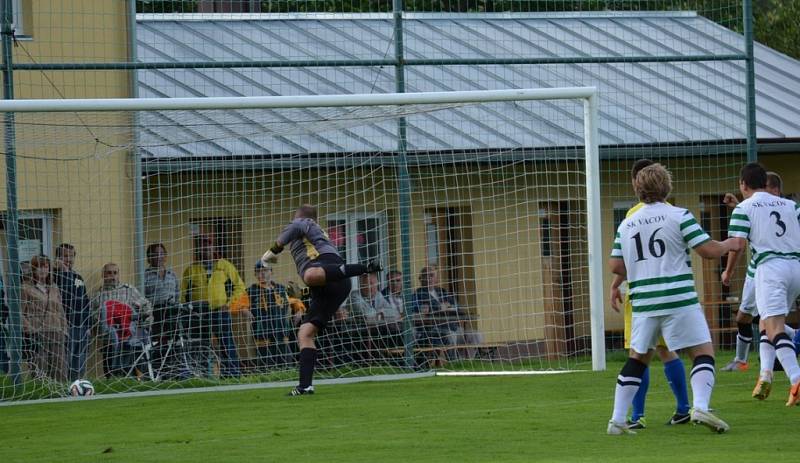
top-left (610, 159), bottom-right (690, 428)
top-left (181, 234), bottom-right (246, 378)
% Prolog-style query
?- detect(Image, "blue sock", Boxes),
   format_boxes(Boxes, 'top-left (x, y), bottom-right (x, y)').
top-left (664, 358), bottom-right (690, 414)
top-left (631, 366), bottom-right (650, 421)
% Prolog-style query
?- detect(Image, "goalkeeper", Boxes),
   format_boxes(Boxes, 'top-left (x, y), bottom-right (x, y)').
top-left (609, 159), bottom-right (690, 428)
top-left (261, 204), bottom-right (381, 396)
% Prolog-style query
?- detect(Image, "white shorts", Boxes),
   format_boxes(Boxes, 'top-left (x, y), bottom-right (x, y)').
top-left (739, 275), bottom-right (757, 316)
top-left (629, 308), bottom-right (711, 354)
top-left (755, 259), bottom-right (800, 319)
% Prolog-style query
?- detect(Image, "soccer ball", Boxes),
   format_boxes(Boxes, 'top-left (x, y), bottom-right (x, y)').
top-left (69, 379), bottom-right (95, 397)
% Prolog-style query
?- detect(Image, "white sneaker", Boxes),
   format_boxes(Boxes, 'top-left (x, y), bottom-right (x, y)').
top-left (690, 408), bottom-right (730, 433)
top-left (607, 420), bottom-right (636, 435)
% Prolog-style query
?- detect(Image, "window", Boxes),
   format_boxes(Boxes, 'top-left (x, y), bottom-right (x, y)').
top-left (11, 0), bottom-right (28, 37)
top-left (324, 212), bottom-right (388, 284)
top-left (188, 217), bottom-right (243, 272)
top-left (0, 211), bottom-right (54, 282)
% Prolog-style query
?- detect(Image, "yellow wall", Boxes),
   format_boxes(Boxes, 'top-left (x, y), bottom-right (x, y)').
top-left (0, 0), bottom-right (132, 289)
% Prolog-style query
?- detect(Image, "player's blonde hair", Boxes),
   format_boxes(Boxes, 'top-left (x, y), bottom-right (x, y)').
top-left (634, 163), bottom-right (672, 204)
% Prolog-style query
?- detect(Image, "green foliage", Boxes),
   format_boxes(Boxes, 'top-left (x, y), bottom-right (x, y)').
top-left (754, 0), bottom-right (800, 58)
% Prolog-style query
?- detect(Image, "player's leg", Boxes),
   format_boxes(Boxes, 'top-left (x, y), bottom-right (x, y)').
top-left (722, 310), bottom-right (754, 372)
top-left (622, 296), bottom-right (651, 427)
top-left (290, 278), bottom-right (352, 396)
top-left (754, 320), bottom-right (775, 399)
top-left (656, 346), bottom-right (691, 424)
top-left (608, 316), bottom-right (655, 435)
top-left (756, 259), bottom-right (800, 405)
top-left (302, 255), bottom-right (382, 287)
top-left (628, 365), bottom-right (649, 428)
top-left (663, 308), bottom-right (728, 433)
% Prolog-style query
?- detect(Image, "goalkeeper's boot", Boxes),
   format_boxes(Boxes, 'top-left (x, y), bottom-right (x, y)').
top-left (366, 260), bottom-right (383, 274)
top-left (607, 420), bottom-right (636, 435)
top-left (286, 281), bottom-right (309, 299)
top-left (786, 382), bottom-right (800, 407)
top-left (721, 358), bottom-right (748, 372)
top-left (752, 371), bottom-right (773, 400)
top-left (626, 417), bottom-right (646, 430)
top-left (288, 385), bottom-right (315, 397)
top-left (690, 408), bottom-right (730, 434)
top-left (665, 411), bottom-right (691, 425)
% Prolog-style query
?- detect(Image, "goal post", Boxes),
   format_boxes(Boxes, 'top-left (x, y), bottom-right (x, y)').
top-left (0, 87), bottom-right (604, 402)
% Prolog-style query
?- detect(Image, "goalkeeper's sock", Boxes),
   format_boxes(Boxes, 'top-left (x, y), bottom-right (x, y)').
top-left (298, 347), bottom-right (317, 388)
top-left (322, 264), bottom-right (368, 282)
top-left (630, 366), bottom-right (649, 422)
top-left (690, 355), bottom-right (715, 411)
top-left (612, 358), bottom-right (647, 424)
top-left (773, 333), bottom-right (800, 384)
top-left (735, 322), bottom-right (753, 363)
top-left (664, 357), bottom-right (690, 414)
top-left (759, 330), bottom-right (776, 376)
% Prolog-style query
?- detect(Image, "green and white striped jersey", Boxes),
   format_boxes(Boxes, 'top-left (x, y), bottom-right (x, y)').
top-left (611, 202), bottom-right (710, 317)
top-left (728, 191), bottom-right (800, 268)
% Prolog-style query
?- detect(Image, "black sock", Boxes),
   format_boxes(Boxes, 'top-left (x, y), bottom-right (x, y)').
top-left (322, 264), bottom-right (367, 282)
top-left (298, 347), bottom-right (317, 388)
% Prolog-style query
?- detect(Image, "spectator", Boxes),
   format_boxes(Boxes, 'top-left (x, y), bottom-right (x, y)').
top-left (92, 262), bottom-right (153, 377)
top-left (144, 243), bottom-right (181, 375)
top-left (380, 270), bottom-right (405, 326)
top-left (247, 260), bottom-right (296, 370)
top-left (21, 255), bottom-right (68, 382)
top-left (180, 235), bottom-right (245, 378)
top-left (350, 273), bottom-right (403, 353)
top-left (52, 243), bottom-right (91, 381)
top-left (413, 265), bottom-right (483, 360)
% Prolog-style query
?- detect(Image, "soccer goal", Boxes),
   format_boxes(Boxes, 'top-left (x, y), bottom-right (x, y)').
top-left (0, 87), bottom-right (603, 401)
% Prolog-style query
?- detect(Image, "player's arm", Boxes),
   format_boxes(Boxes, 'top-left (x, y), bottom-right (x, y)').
top-left (681, 209), bottom-right (740, 259)
top-left (722, 193), bottom-right (739, 209)
top-left (609, 272), bottom-right (625, 313)
top-left (694, 238), bottom-right (741, 259)
top-left (608, 228), bottom-right (626, 312)
top-left (261, 222), bottom-right (302, 264)
top-left (721, 242), bottom-right (745, 286)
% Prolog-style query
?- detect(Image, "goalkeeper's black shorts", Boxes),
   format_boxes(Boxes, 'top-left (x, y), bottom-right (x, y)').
top-left (303, 255), bottom-right (352, 330)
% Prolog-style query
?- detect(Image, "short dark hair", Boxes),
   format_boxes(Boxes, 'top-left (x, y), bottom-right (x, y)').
top-left (387, 269), bottom-right (402, 279)
top-left (146, 243), bottom-right (166, 260)
top-left (631, 159), bottom-right (655, 180)
top-left (55, 243), bottom-right (75, 258)
top-left (766, 171), bottom-right (782, 193)
top-left (740, 162), bottom-right (767, 190)
top-left (297, 204), bottom-right (317, 221)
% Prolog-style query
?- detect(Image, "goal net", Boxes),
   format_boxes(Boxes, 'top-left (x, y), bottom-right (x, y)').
top-left (0, 88), bottom-right (605, 401)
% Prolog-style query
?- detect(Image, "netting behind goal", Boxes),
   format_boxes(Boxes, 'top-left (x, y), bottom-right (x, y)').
top-left (0, 89), bottom-right (604, 400)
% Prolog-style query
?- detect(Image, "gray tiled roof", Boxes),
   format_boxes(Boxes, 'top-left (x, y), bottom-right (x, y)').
top-left (136, 12), bottom-right (800, 158)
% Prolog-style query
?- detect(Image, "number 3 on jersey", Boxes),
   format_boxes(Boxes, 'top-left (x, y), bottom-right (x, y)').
top-left (632, 228), bottom-right (665, 261)
top-left (770, 211), bottom-right (786, 237)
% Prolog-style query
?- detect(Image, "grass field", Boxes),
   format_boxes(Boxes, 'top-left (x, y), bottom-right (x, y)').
top-left (2, 358), bottom-right (798, 462)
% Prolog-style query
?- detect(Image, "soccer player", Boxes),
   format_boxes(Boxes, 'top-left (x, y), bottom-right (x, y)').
top-left (610, 159), bottom-right (691, 429)
top-left (261, 204), bottom-right (381, 396)
top-left (726, 163), bottom-right (800, 406)
top-left (607, 163), bottom-right (737, 435)
top-left (720, 171), bottom-right (797, 389)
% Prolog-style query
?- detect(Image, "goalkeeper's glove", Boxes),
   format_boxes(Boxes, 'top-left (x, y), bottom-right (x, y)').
top-left (261, 242), bottom-right (284, 265)
top-left (261, 250), bottom-right (279, 264)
